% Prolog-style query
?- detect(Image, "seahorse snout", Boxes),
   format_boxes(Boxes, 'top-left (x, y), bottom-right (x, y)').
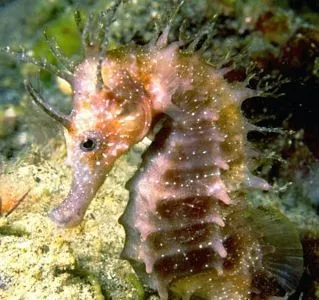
top-left (49, 165), bottom-right (108, 228)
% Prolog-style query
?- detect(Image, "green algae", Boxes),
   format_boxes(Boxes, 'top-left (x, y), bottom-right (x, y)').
top-left (126, 273), bottom-right (145, 300)
top-left (32, 10), bottom-right (82, 66)
top-left (0, 218), bottom-right (29, 237)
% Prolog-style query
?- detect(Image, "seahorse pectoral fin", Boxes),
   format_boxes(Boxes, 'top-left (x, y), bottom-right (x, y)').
top-left (240, 207), bottom-right (304, 296)
top-left (257, 209), bottom-right (303, 294)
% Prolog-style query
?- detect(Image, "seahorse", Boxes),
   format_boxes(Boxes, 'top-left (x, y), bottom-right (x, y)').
top-left (7, 1), bottom-right (303, 299)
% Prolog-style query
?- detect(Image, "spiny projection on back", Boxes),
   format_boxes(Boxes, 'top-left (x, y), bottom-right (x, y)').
top-left (2, 1), bottom-right (304, 299)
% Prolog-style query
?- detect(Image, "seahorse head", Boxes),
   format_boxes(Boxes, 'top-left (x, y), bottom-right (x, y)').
top-left (26, 50), bottom-right (153, 227)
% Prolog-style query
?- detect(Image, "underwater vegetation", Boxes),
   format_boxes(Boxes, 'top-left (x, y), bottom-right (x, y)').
top-left (0, 0), bottom-right (319, 299)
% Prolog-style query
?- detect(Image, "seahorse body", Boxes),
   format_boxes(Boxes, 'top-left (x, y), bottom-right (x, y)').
top-left (119, 46), bottom-right (300, 299)
top-left (20, 6), bottom-right (304, 299)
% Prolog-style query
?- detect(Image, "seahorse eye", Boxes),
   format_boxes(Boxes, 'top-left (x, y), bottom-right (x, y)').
top-left (80, 138), bottom-right (97, 152)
